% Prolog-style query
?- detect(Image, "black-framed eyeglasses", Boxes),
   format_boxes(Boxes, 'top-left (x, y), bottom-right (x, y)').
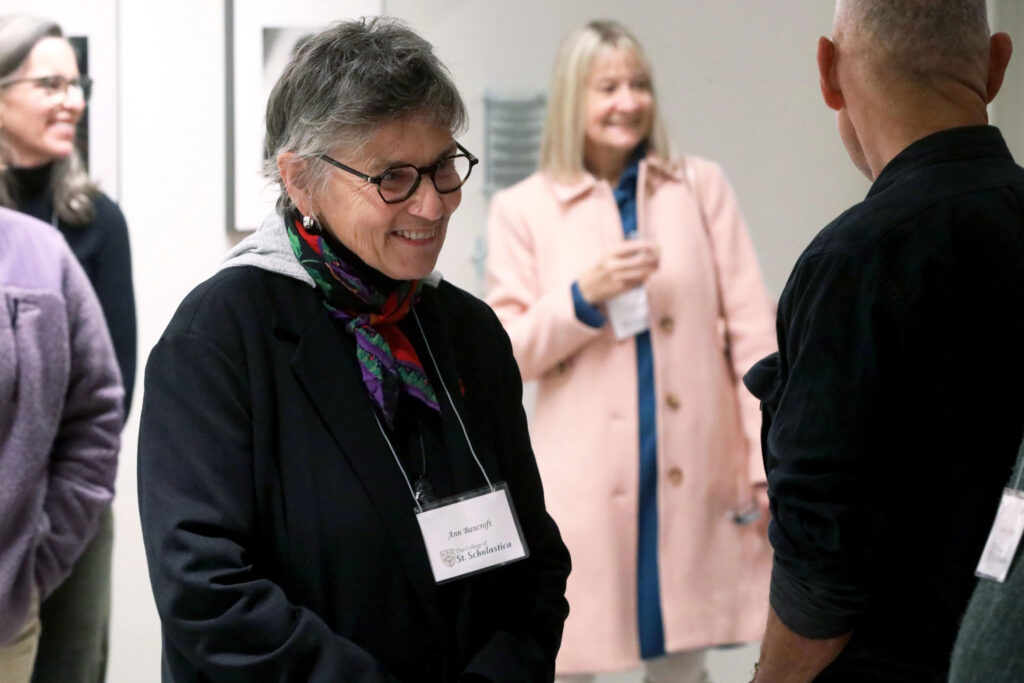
top-left (318, 142), bottom-right (478, 204)
top-left (0, 74), bottom-right (93, 103)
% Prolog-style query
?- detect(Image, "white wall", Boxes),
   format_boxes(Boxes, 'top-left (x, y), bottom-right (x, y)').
top-left (991, 0), bottom-right (1024, 152)
top-left (110, 1), bottom-right (229, 679)
top-left (100, 2), bottom-right (1022, 681)
top-left (392, 0), bottom-right (866, 299)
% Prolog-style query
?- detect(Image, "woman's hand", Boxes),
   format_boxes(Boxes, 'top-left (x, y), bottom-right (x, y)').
top-left (577, 239), bottom-right (659, 305)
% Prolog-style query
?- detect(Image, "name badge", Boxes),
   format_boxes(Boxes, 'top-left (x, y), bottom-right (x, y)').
top-left (606, 286), bottom-right (650, 340)
top-left (415, 482), bottom-right (529, 583)
top-left (975, 488), bottom-right (1024, 583)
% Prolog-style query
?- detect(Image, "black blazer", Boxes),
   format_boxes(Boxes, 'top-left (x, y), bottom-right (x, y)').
top-left (138, 266), bottom-right (571, 682)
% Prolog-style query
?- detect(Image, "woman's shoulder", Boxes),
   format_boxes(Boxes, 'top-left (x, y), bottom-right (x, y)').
top-left (430, 278), bottom-right (506, 337)
top-left (673, 154), bottom-right (730, 186)
top-left (0, 207), bottom-right (78, 289)
top-left (0, 205), bottom-right (66, 250)
top-left (490, 171), bottom-right (558, 205)
top-left (431, 278), bottom-right (493, 319)
top-left (89, 191), bottom-right (130, 233)
top-left (164, 267), bottom-right (315, 340)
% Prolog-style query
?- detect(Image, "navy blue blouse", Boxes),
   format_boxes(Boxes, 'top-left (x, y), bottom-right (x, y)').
top-left (572, 148), bottom-right (665, 658)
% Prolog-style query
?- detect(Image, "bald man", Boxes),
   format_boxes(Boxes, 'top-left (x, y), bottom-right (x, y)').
top-left (744, 2), bottom-right (1024, 681)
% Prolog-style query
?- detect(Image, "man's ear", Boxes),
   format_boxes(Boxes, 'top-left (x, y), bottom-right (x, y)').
top-left (818, 36), bottom-right (844, 111)
top-left (278, 152), bottom-right (313, 215)
top-left (985, 32), bottom-right (1013, 104)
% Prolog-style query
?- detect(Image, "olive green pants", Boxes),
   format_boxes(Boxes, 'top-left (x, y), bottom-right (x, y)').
top-left (30, 507), bottom-right (113, 683)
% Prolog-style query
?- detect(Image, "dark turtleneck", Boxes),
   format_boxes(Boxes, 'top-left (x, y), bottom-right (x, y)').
top-left (8, 163), bottom-right (137, 414)
top-left (9, 162), bottom-right (55, 215)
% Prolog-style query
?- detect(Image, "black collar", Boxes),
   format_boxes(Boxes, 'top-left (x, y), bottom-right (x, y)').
top-left (868, 125), bottom-right (1013, 199)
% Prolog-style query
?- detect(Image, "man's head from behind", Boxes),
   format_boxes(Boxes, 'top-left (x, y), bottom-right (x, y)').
top-left (818, 0), bottom-right (1012, 179)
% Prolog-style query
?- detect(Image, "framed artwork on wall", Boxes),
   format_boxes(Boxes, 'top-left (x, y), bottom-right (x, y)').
top-left (225, 0), bottom-right (382, 232)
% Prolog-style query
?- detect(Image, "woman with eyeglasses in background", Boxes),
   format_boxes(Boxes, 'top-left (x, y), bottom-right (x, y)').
top-left (138, 18), bottom-right (569, 681)
top-left (0, 14), bottom-right (134, 683)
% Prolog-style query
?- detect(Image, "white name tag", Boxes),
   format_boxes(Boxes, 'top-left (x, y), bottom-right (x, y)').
top-left (416, 482), bottom-right (529, 583)
top-left (606, 286), bottom-right (650, 340)
top-left (975, 488), bottom-right (1024, 583)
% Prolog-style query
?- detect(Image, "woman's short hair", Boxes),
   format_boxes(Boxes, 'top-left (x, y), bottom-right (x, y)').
top-left (264, 17), bottom-right (467, 214)
top-left (0, 14), bottom-right (97, 225)
top-left (539, 20), bottom-right (672, 181)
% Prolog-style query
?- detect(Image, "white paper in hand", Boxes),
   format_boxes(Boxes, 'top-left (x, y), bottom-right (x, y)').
top-left (606, 286), bottom-right (650, 340)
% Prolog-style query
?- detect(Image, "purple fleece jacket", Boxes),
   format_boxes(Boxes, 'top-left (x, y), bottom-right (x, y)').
top-left (0, 206), bottom-right (122, 645)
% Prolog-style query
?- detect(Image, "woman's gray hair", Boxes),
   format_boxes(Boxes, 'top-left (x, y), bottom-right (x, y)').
top-left (264, 17), bottom-right (467, 214)
top-left (0, 14), bottom-right (98, 225)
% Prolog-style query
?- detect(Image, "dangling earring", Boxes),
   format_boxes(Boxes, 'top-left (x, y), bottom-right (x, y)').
top-left (302, 213), bottom-right (321, 234)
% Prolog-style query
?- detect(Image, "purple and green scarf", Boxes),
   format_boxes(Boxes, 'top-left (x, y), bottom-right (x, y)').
top-left (286, 215), bottom-right (440, 428)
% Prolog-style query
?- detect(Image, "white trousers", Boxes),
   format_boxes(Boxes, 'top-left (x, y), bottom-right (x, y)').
top-left (0, 594), bottom-right (40, 683)
top-left (557, 648), bottom-right (710, 683)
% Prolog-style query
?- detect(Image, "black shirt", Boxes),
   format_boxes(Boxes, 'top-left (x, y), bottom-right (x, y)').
top-left (10, 164), bottom-right (137, 414)
top-left (745, 126), bottom-right (1024, 681)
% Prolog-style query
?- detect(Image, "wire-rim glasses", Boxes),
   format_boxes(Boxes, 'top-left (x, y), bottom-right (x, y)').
top-left (0, 74), bottom-right (93, 103)
top-left (318, 142), bottom-right (478, 204)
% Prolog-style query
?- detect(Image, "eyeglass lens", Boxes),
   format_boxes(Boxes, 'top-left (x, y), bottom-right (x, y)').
top-left (379, 155), bottom-right (472, 201)
top-left (38, 76), bottom-right (91, 102)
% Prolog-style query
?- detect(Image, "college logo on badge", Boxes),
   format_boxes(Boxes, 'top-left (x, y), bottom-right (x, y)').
top-left (440, 549), bottom-right (458, 568)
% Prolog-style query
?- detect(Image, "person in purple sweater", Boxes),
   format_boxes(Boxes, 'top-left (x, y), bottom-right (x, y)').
top-left (0, 16), bottom-right (136, 683)
top-left (0, 205), bottom-right (121, 682)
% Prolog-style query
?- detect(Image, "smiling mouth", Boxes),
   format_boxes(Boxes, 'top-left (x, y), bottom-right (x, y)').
top-left (392, 228), bottom-right (438, 241)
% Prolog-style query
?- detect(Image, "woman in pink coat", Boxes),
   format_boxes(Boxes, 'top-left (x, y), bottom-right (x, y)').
top-left (485, 20), bottom-right (776, 682)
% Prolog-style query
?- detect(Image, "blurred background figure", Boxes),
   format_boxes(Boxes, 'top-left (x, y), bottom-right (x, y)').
top-left (0, 204), bottom-right (121, 683)
top-left (0, 14), bottom-right (136, 683)
top-left (485, 19), bottom-right (776, 683)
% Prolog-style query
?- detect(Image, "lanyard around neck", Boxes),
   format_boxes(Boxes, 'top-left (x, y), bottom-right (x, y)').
top-left (373, 307), bottom-right (494, 512)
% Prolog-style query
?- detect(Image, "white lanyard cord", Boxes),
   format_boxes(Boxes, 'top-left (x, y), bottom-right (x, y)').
top-left (1013, 436), bottom-right (1024, 491)
top-left (373, 412), bottom-right (424, 513)
top-left (412, 309), bottom-right (494, 492)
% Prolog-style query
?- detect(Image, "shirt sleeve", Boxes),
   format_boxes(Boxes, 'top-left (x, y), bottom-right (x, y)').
top-left (484, 189), bottom-right (603, 381)
top-left (765, 251), bottom-right (901, 638)
top-left (570, 281), bottom-right (605, 328)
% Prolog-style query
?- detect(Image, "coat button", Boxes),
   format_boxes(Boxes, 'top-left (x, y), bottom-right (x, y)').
top-left (659, 315), bottom-right (675, 333)
top-left (667, 467), bottom-right (684, 486)
top-left (666, 393), bottom-right (681, 410)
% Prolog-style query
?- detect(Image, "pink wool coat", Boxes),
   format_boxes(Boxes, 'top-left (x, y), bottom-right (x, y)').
top-left (485, 155), bottom-right (777, 674)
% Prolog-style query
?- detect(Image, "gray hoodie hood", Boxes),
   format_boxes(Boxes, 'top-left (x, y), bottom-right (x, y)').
top-left (220, 211), bottom-right (443, 288)
top-left (220, 212), bottom-right (315, 287)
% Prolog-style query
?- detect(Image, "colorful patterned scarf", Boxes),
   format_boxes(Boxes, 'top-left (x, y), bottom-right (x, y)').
top-left (285, 214), bottom-right (440, 428)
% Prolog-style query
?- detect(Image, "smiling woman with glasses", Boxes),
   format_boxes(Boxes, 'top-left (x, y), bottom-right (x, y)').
top-left (0, 14), bottom-right (135, 683)
top-left (138, 17), bottom-right (570, 683)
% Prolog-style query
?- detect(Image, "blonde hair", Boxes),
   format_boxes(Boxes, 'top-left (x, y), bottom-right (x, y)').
top-left (539, 20), bottom-right (672, 182)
